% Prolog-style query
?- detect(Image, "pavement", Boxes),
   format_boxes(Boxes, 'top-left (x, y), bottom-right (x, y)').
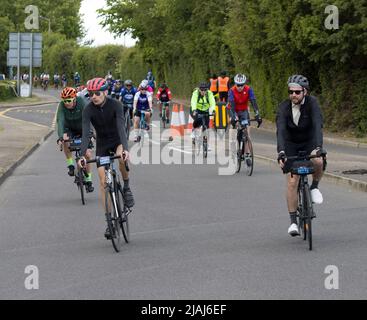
top-left (0, 89), bottom-right (367, 300)
top-left (0, 90), bottom-right (367, 192)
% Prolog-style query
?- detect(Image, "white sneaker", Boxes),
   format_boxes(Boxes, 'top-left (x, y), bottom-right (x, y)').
top-left (288, 223), bottom-right (300, 237)
top-left (311, 188), bottom-right (323, 204)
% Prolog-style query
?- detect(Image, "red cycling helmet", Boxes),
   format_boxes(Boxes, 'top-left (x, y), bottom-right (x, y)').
top-left (87, 78), bottom-right (109, 91)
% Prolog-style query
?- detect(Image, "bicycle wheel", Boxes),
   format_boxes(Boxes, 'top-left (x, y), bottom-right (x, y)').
top-left (245, 137), bottom-right (254, 176)
top-left (303, 186), bottom-right (313, 251)
top-left (203, 136), bottom-right (208, 159)
top-left (117, 184), bottom-right (130, 243)
top-left (125, 111), bottom-right (130, 140)
top-left (77, 168), bottom-right (85, 205)
top-left (236, 140), bottom-right (243, 173)
top-left (162, 108), bottom-right (166, 129)
top-left (105, 189), bottom-right (122, 252)
top-left (297, 185), bottom-right (306, 240)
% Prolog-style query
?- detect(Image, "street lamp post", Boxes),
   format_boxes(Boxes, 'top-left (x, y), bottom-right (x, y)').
top-left (39, 16), bottom-right (51, 33)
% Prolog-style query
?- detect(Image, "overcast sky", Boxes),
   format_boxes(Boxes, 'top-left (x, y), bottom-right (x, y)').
top-left (80, 0), bottom-right (136, 47)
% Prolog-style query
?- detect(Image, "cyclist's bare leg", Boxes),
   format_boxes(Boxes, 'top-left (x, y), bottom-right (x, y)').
top-left (63, 141), bottom-right (72, 160)
top-left (311, 158), bottom-right (324, 183)
top-left (165, 105), bottom-right (170, 119)
top-left (244, 127), bottom-right (251, 154)
top-left (97, 166), bottom-right (109, 213)
top-left (116, 144), bottom-right (129, 181)
top-left (287, 174), bottom-right (300, 213)
top-left (145, 112), bottom-right (151, 127)
top-left (85, 149), bottom-right (93, 175)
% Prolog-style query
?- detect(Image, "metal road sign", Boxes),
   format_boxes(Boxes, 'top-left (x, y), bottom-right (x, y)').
top-left (7, 33), bottom-right (42, 67)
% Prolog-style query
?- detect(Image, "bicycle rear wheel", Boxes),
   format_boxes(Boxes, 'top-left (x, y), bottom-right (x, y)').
top-left (105, 190), bottom-right (122, 252)
top-left (117, 184), bottom-right (130, 243)
top-left (245, 137), bottom-right (254, 176)
top-left (236, 140), bottom-right (243, 173)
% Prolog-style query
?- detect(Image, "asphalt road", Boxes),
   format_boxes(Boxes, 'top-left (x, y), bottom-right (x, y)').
top-left (0, 91), bottom-right (367, 299)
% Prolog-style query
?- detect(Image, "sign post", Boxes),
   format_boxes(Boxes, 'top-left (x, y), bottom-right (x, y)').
top-left (7, 32), bottom-right (43, 97)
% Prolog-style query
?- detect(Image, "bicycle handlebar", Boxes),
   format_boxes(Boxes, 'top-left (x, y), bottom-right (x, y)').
top-left (85, 154), bottom-right (130, 172)
top-left (235, 118), bottom-right (262, 128)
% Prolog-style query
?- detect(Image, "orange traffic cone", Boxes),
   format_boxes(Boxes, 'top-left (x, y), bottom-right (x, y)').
top-left (209, 114), bottom-right (215, 129)
top-left (170, 104), bottom-right (183, 137)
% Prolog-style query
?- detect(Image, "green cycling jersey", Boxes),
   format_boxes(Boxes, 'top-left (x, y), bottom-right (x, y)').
top-left (56, 96), bottom-right (86, 139)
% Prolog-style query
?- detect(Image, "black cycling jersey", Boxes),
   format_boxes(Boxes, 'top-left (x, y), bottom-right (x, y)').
top-left (80, 97), bottom-right (128, 156)
top-left (276, 95), bottom-right (323, 153)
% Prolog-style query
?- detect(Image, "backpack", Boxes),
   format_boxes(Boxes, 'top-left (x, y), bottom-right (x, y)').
top-left (196, 89), bottom-right (209, 104)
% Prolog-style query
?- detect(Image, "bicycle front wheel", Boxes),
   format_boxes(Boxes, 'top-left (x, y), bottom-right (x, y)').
top-left (105, 190), bottom-right (123, 252)
top-left (245, 138), bottom-right (254, 176)
top-left (117, 184), bottom-right (130, 243)
top-left (236, 140), bottom-right (243, 173)
top-left (77, 169), bottom-right (85, 205)
top-left (304, 186), bottom-right (313, 251)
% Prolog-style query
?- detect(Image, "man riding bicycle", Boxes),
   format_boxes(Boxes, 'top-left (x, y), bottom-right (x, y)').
top-left (120, 79), bottom-right (137, 123)
top-left (190, 82), bottom-right (216, 145)
top-left (133, 81), bottom-right (153, 142)
top-left (229, 74), bottom-right (262, 166)
top-left (276, 75), bottom-right (326, 237)
top-left (57, 87), bottom-right (94, 193)
top-left (78, 78), bottom-right (135, 239)
top-left (156, 83), bottom-right (172, 124)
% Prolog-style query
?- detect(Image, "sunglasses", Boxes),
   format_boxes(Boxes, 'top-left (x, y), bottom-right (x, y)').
top-left (288, 90), bottom-right (303, 95)
top-left (236, 84), bottom-right (245, 88)
top-left (88, 91), bottom-right (102, 97)
top-left (63, 98), bottom-right (75, 104)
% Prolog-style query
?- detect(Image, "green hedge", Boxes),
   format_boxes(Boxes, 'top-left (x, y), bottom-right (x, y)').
top-left (0, 81), bottom-right (16, 101)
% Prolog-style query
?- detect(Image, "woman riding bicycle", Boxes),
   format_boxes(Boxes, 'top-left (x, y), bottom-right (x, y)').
top-left (133, 81), bottom-right (153, 142)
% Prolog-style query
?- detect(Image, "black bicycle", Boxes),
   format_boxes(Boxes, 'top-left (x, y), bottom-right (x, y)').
top-left (160, 101), bottom-right (170, 128)
top-left (235, 118), bottom-right (260, 176)
top-left (60, 137), bottom-right (93, 205)
top-left (192, 113), bottom-right (213, 159)
top-left (123, 103), bottom-right (132, 140)
top-left (286, 151), bottom-right (327, 251)
top-left (87, 154), bottom-right (130, 253)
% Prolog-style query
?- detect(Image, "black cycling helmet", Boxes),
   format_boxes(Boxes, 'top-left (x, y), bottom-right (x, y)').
top-left (160, 83), bottom-right (167, 89)
top-left (288, 75), bottom-right (310, 90)
top-left (199, 82), bottom-right (209, 90)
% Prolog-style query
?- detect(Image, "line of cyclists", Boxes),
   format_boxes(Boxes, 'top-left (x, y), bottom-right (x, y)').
top-left (56, 70), bottom-right (326, 240)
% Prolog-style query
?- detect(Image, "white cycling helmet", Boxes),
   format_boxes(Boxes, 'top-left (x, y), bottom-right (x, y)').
top-left (234, 74), bottom-right (247, 86)
top-left (140, 79), bottom-right (149, 89)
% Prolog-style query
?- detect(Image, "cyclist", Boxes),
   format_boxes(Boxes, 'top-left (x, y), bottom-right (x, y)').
top-left (54, 73), bottom-right (60, 89)
top-left (133, 80), bottom-right (153, 142)
top-left (111, 79), bottom-right (123, 99)
top-left (156, 83), bottom-right (172, 124)
top-left (229, 74), bottom-right (262, 166)
top-left (61, 73), bottom-right (67, 88)
top-left (138, 79), bottom-right (154, 94)
top-left (74, 72), bottom-right (81, 87)
top-left (78, 78), bottom-right (135, 239)
top-left (120, 79), bottom-right (137, 124)
top-left (105, 71), bottom-right (114, 96)
top-left (42, 73), bottom-right (50, 90)
top-left (276, 75), bottom-right (326, 237)
top-left (146, 70), bottom-right (156, 92)
top-left (190, 82), bottom-right (216, 145)
top-left (57, 87), bottom-right (94, 193)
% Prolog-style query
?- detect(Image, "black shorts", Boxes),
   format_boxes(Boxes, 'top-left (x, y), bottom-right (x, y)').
top-left (65, 129), bottom-right (82, 138)
top-left (96, 140), bottom-right (121, 166)
top-left (134, 109), bottom-right (152, 118)
top-left (283, 141), bottom-right (316, 173)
